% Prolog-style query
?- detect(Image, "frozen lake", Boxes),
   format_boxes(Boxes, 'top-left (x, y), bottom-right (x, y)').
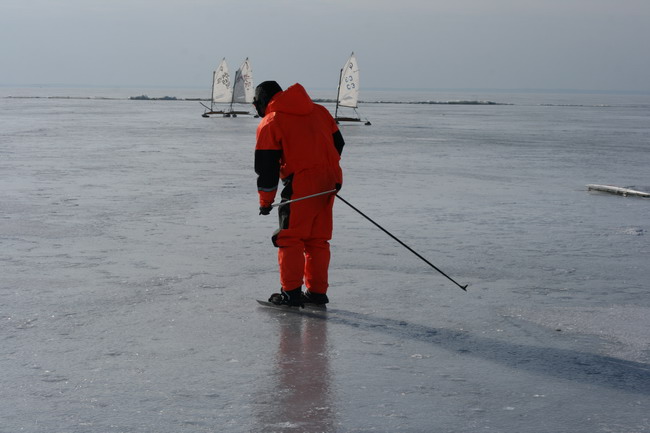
top-left (1, 88), bottom-right (649, 432)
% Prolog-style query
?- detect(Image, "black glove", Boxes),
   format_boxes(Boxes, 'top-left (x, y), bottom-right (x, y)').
top-left (259, 206), bottom-right (272, 216)
top-left (335, 183), bottom-right (342, 192)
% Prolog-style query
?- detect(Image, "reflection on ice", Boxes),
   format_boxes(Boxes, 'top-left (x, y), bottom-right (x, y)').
top-left (255, 310), bottom-right (335, 432)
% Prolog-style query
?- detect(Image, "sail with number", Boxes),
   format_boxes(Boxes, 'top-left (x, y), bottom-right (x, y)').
top-left (201, 58), bottom-right (232, 117)
top-left (335, 52), bottom-right (370, 125)
top-left (212, 58), bottom-right (232, 103)
top-left (337, 53), bottom-right (360, 108)
top-left (232, 58), bottom-right (254, 104)
top-left (202, 57), bottom-right (257, 117)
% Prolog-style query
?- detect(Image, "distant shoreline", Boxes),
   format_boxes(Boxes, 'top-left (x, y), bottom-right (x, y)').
top-left (2, 84), bottom-right (649, 95)
top-left (4, 95), bottom-right (508, 105)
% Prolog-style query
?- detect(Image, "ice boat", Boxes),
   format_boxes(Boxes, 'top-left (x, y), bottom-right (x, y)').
top-left (201, 58), bottom-right (232, 117)
top-left (334, 52), bottom-right (371, 125)
top-left (224, 58), bottom-right (257, 117)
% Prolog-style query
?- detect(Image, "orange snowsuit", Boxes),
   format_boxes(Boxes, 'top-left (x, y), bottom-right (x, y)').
top-left (255, 83), bottom-right (344, 294)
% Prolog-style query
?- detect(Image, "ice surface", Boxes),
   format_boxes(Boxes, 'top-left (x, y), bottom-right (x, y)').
top-left (1, 90), bottom-right (649, 432)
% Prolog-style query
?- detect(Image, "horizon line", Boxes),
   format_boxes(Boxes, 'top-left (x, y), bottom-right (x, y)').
top-left (1, 83), bottom-right (649, 96)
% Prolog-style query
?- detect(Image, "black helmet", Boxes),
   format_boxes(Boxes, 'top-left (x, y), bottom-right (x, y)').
top-left (253, 81), bottom-right (282, 117)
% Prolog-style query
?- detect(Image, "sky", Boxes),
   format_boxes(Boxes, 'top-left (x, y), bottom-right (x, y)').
top-left (1, 0), bottom-right (649, 92)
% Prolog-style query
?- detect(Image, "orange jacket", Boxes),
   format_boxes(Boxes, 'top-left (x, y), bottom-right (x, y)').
top-left (255, 83), bottom-right (344, 207)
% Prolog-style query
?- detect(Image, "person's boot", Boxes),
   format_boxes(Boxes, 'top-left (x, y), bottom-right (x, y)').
top-left (268, 287), bottom-right (304, 308)
top-left (303, 290), bottom-right (329, 305)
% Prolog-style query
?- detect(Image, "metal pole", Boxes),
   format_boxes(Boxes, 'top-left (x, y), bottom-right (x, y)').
top-left (271, 189), bottom-right (337, 208)
top-left (335, 68), bottom-right (343, 121)
top-left (336, 194), bottom-right (468, 292)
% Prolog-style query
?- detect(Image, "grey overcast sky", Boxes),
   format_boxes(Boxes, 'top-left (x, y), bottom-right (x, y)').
top-left (1, 0), bottom-right (649, 92)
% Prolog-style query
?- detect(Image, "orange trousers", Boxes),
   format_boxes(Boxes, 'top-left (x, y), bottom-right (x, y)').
top-left (272, 170), bottom-right (336, 294)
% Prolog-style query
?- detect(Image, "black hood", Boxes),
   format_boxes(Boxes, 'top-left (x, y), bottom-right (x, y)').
top-left (253, 81), bottom-right (283, 117)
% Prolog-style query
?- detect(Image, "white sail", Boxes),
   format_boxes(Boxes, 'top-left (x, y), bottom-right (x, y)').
top-left (212, 58), bottom-right (232, 103)
top-left (232, 58), bottom-right (254, 104)
top-left (337, 52), bottom-right (360, 108)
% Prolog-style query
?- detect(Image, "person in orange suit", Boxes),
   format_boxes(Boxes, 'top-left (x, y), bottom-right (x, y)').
top-left (254, 81), bottom-right (345, 307)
